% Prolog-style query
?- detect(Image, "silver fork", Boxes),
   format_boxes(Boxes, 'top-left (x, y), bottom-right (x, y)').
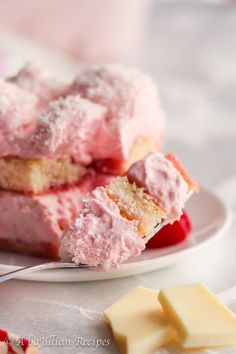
top-left (0, 262), bottom-right (89, 282)
top-left (0, 191), bottom-right (193, 282)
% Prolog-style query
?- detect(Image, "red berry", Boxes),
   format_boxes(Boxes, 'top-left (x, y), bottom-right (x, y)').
top-left (94, 158), bottom-right (125, 175)
top-left (146, 210), bottom-right (192, 249)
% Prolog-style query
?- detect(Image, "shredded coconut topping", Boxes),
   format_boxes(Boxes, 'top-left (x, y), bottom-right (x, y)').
top-left (72, 64), bottom-right (160, 122)
top-left (8, 62), bottom-right (68, 107)
top-left (0, 79), bottom-right (37, 134)
top-left (29, 94), bottom-right (107, 163)
top-left (0, 62), bottom-right (165, 163)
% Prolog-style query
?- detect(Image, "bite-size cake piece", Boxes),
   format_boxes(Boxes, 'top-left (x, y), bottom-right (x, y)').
top-left (60, 179), bottom-right (163, 269)
top-left (60, 152), bottom-right (197, 269)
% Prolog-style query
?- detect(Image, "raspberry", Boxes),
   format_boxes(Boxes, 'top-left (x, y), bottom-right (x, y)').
top-left (146, 210), bottom-right (191, 249)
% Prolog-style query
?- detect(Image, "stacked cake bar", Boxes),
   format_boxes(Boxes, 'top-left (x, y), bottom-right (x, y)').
top-left (0, 62), bottom-right (165, 258)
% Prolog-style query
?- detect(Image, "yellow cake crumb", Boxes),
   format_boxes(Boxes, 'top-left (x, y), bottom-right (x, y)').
top-left (106, 176), bottom-right (165, 235)
top-left (0, 156), bottom-right (86, 194)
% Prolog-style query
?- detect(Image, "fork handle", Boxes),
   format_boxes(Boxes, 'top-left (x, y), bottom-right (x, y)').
top-left (0, 262), bottom-right (79, 283)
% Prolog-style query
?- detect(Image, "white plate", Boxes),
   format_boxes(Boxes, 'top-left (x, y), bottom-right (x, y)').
top-left (0, 187), bottom-right (231, 282)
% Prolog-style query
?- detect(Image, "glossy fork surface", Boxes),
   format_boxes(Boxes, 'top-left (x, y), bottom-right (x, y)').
top-left (0, 262), bottom-right (90, 282)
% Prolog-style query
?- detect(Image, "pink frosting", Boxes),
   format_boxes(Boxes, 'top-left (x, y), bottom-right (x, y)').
top-left (60, 187), bottom-right (145, 269)
top-left (127, 152), bottom-right (189, 223)
top-left (8, 62), bottom-right (69, 109)
top-left (0, 64), bottom-right (165, 164)
top-left (0, 79), bottom-right (38, 157)
top-left (0, 172), bottom-right (113, 256)
top-left (0, 185), bottom-right (86, 255)
top-left (26, 95), bottom-right (107, 164)
top-left (71, 64), bottom-right (166, 160)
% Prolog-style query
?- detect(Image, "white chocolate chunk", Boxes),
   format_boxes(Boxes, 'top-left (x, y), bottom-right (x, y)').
top-left (158, 283), bottom-right (236, 348)
top-left (104, 286), bottom-right (176, 354)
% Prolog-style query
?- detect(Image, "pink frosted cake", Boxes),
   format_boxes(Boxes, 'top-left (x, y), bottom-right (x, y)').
top-left (0, 63), bottom-right (166, 258)
top-left (60, 152), bottom-right (198, 269)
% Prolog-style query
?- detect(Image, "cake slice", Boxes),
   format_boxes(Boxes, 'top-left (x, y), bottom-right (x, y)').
top-left (0, 93), bottom-right (107, 193)
top-left (60, 152), bottom-right (197, 269)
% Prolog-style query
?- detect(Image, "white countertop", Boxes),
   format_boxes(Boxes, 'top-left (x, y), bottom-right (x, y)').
top-left (1, 2), bottom-right (236, 354)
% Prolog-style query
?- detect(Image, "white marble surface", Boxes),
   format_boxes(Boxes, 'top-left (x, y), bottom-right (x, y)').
top-left (1, 2), bottom-right (236, 354)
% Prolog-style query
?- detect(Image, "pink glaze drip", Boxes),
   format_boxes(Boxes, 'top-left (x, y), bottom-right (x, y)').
top-left (127, 152), bottom-right (189, 223)
top-left (60, 187), bottom-right (145, 269)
